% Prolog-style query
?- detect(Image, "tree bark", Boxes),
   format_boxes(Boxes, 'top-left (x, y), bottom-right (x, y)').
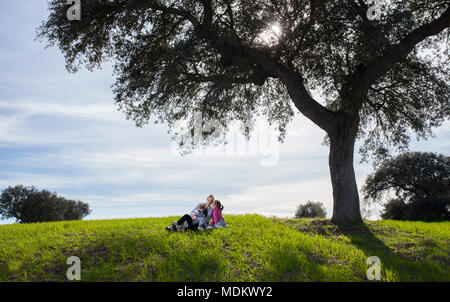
top-left (329, 116), bottom-right (363, 225)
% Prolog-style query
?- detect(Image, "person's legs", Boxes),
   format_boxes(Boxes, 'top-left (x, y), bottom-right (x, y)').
top-left (214, 220), bottom-right (228, 228)
top-left (173, 214), bottom-right (193, 231)
top-left (177, 214), bottom-right (192, 225)
top-left (190, 222), bottom-right (200, 231)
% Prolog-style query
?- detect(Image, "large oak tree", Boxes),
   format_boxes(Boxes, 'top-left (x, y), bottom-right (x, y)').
top-left (38, 0), bottom-right (449, 224)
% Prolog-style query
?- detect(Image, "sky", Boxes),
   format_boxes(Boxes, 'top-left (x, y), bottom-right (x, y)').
top-left (0, 1), bottom-right (449, 224)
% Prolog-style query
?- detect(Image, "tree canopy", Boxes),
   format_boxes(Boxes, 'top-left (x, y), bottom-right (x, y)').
top-left (362, 152), bottom-right (450, 203)
top-left (380, 197), bottom-right (449, 221)
top-left (37, 0), bottom-right (450, 224)
top-left (295, 201), bottom-right (327, 218)
top-left (362, 152), bottom-right (450, 221)
top-left (0, 185), bottom-right (91, 223)
top-left (37, 0), bottom-right (449, 157)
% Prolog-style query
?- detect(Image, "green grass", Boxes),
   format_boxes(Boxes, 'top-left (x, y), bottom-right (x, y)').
top-left (0, 214), bottom-right (448, 281)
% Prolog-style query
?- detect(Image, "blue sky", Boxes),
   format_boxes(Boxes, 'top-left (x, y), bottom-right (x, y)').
top-left (0, 1), bottom-right (449, 223)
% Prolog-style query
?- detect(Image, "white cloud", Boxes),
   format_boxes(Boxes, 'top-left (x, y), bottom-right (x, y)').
top-left (0, 0), bottom-right (448, 224)
top-left (222, 178), bottom-right (333, 218)
top-left (0, 173), bottom-right (79, 189)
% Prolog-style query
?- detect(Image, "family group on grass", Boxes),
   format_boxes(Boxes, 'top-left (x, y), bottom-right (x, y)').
top-left (166, 194), bottom-right (228, 231)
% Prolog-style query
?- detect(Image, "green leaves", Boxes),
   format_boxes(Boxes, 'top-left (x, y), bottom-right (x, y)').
top-left (363, 152), bottom-right (450, 202)
top-left (37, 1), bottom-right (450, 158)
top-left (0, 185), bottom-right (91, 223)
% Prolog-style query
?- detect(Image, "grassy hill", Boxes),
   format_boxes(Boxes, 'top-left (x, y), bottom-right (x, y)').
top-left (0, 214), bottom-right (448, 282)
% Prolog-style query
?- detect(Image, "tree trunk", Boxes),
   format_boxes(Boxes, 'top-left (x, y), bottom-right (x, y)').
top-left (329, 117), bottom-right (363, 225)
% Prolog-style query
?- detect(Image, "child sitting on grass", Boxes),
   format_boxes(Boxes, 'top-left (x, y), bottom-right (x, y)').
top-left (209, 200), bottom-right (227, 229)
top-left (191, 204), bottom-right (206, 223)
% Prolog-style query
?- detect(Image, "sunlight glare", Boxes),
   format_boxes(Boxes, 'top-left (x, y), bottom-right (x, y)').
top-left (257, 23), bottom-right (282, 46)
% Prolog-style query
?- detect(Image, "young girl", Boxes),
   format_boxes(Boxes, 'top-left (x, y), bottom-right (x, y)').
top-left (210, 200), bottom-right (227, 228)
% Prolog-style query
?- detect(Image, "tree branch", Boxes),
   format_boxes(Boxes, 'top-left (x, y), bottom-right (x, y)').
top-left (224, 43), bottom-right (337, 132)
top-left (148, 2), bottom-right (200, 26)
top-left (199, 0), bottom-right (213, 26)
top-left (357, 6), bottom-right (450, 96)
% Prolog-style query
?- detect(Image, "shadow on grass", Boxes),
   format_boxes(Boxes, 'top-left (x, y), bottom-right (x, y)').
top-left (335, 222), bottom-right (445, 281)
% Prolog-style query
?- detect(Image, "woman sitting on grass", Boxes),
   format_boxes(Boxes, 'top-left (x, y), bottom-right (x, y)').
top-left (167, 194), bottom-right (215, 231)
top-left (168, 204), bottom-right (206, 231)
top-left (209, 200), bottom-right (227, 229)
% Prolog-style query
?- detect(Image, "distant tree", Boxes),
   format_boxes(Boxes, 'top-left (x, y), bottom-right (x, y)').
top-left (405, 197), bottom-right (449, 221)
top-left (295, 201), bottom-right (327, 218)
top-left (381, 197), bottom-right (449, 221)
top-left (363, 152), bottom-right (450, 221)
top-left (64, 199), bottom-right (92, 220)
top-left (363, 152), bottom-right (449, 202)
top-left (38, 1), bottom-right (450, 224)
top-left (0, 185), bottom-right (91, 223)
top-left (380, 198), bottom-right (407, 220)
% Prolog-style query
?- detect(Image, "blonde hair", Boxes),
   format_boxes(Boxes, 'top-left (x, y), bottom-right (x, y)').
top-left (207, 194), bottom-right (215, 201)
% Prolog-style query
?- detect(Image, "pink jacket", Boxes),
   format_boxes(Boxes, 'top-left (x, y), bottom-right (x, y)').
top-left (212, 208), bottom-right (225, 224)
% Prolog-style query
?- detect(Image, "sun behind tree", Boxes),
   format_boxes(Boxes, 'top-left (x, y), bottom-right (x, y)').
top-left (37, 0), bottom-right (450, 224)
